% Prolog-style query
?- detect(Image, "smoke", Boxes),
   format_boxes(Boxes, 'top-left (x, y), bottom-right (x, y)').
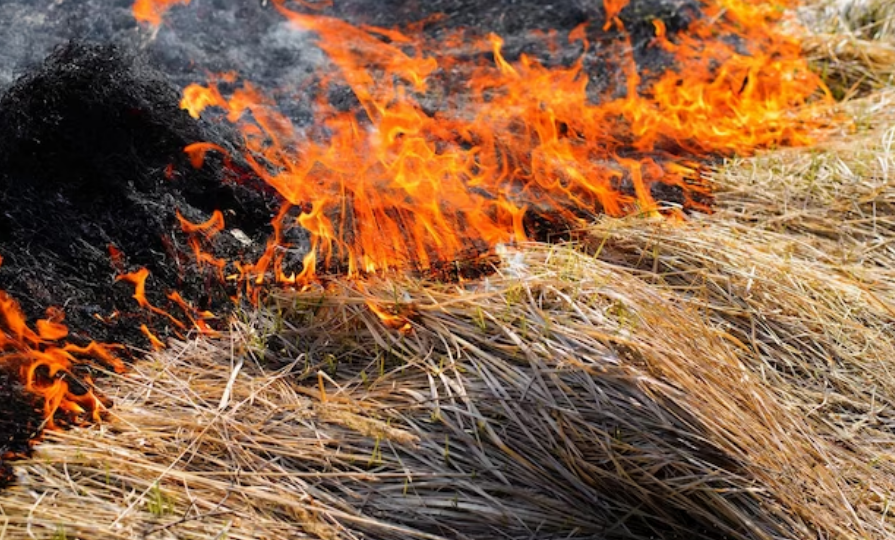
top-left (0, 0), bottom-right (322, 91)
top-left (0, 0), bottom-right (699, 91)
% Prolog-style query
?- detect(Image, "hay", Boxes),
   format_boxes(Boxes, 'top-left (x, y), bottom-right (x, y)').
top-left (834, 0), bottom-right (895, 39)
top-left (3, 17), bottom-right (895, 540)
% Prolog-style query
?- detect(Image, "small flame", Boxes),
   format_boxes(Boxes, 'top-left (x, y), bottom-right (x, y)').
top-left (176, 209), bottom-right (225, 237)
top-left (116, 265), bottom-right (220, 345)
top-left (0, 259), bottom-right (124, 432)
top-left (365, 299), bottom-right (414, 333)
top-left (603, 0), bottom-right (631, 29)
top-left (132, 0), bottom-right (190, 26)
top-left (116, 268), bottom-right (187, 330)
top-left (176, 210), bottom-right (229, 277)
top-left (140, 324), bottom-right (167, 351)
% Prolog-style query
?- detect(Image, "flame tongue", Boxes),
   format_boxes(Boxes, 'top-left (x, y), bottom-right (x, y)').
top-left (176, 0), bottom-right (824, 282)
top-left (0, 256), bottom-right (124, 435)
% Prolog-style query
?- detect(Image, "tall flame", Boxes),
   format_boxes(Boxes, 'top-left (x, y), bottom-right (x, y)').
top-left (178, 0), bottom-right (826, 282)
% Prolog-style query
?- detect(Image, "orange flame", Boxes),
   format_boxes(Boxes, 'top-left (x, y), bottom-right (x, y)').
top-left (116, 263), bottom-right (220, 347)
top-left (176, 209), bottom-right (225, 237)
top-left (140, 324), bottom-right (167, 351)
top-left (116, 267), bottom-right (188, 330)
top-left (603, 0), bottom-right (631, 29)
top-left (175, 0), bottom-right (825, 284)
top-left (0, 264), bottom-right (124, 432)
top-left (136, 0), bottom-right (332, 23)
top-left (132, 0), bottom-right (191, 26)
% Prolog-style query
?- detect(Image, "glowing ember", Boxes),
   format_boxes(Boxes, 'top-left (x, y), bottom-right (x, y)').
top-left (171, 0), bottom-right (826, 283)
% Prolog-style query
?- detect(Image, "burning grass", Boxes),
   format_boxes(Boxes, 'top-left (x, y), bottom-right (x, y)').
top-left (178, 0), bottom-right (825, 282)
top-left (0, 0), bottom-right (835, 465)
top-left (1, 85), bottom-right (894, 538)
top-left (1, 1), bottom-right (895, 539)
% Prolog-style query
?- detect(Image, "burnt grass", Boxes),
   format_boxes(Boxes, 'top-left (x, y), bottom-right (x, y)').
top-left (0, 42), bottom-right (286, 342)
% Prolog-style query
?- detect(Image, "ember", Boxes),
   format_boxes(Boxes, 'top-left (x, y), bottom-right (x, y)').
top-left (0, 0), bottom-right (827, 485)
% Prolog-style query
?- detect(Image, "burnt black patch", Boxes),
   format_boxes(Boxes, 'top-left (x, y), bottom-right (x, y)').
top-left (0, 366), bottom-right (40, 490)
top-left (0, 42), bottom-right (280, 347)
top-left (0, 41), bottom-right (290, 476)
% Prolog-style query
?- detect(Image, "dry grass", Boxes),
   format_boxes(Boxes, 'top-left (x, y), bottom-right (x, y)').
top-left (802, 33), bottom-right (895, 98)
top-left (807, 0), bottom-right (895, 40)
top-left (3, 11), bottom-right (895, 540)
top-left (802, 0), bottom-right (895, 97)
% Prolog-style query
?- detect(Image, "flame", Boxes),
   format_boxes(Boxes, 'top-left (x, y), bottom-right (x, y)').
top-left (602, 0), bottom-right (630, 29)
top-left (134, 0), bottom-right (333, 24)
top-left (0, 0), bottom-right (827, 446)
top-left (0, 261), bottom-right (125, 432)
top-left (140, 324), bottom-right (166, 351)
top-left (364, 299), bottom-right (414, 334)
top-left (184, 142), bottom-right (229, 169)
top-left (177, 209), bottom-right (229, 277)
top-left (176, 209), bottom-right (225, 237)
top-left (176, 0), bottom-right (825, 284)
top-left (116, 266), bottom-right (219, 342)
top-left (132, 0), bottom-right (190, 26)
top-left (116, 267), bottom-right (188, 330)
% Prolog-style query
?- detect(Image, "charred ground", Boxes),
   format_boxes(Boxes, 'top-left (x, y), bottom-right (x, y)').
top-left (0, 42), bottom-right (279, 346)
top-left (0, 42), bottom-right (283, 473)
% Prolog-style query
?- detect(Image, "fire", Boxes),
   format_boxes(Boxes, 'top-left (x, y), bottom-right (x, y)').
top-left (132, 0), bottom-right (190, 26)
top-left (175, 0), bottom-right (826, 283)
top-left (116, 266), bottom-right (219, 339)
top-left (131, 0), bottom-right (333, 27)
top-left (117, 267), bottom-right (186, 330)
top-left (0, 0), bottom-right (825, 439)
top-left (0, 259), bottom-right (125, 432)
top-left (602, 0), bottom-right (630, 29)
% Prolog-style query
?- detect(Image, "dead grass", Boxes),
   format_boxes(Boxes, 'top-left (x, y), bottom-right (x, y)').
top-left (808, 0), bottom-right (895, 40)
top-left (802, 0), bottom-right (895, 97)
top-left (3, 11), bottom-right (895, 540)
